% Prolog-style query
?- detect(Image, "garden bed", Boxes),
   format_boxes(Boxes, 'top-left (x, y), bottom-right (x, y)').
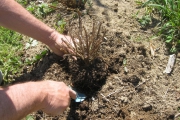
top-left (15, 0), bottom-right (180, 119)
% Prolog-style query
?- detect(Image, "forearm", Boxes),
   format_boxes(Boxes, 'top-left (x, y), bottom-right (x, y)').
top-left (0, 0), bottom-right (54, 45)
top-left (0, 82), bottom-right (44, 120)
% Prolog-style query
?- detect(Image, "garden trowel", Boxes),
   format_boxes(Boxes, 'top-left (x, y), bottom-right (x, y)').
top-left (69, 86), bottom-right (86, 102)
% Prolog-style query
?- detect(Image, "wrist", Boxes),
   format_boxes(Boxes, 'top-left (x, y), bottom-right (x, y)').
top-left (49, 30), bottom-right (63, 46)
top-left (29, 81), bottom-right (47, 111)
top-left (9, 82), bottom-right (45, 111)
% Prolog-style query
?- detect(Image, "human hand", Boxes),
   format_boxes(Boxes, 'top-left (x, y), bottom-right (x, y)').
top-left (40, 80), bottom-right (76, 115)
top-left (48, 31), bottom-right (75, 56)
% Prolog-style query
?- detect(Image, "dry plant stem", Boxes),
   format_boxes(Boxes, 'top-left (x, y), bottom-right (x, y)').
top-left (78, 16), bottom-right (88, 61)
top-left (83, 26), bottom-right (90, 59)
top-left (88, 23), bottom-right (103, 62)
top-left (78, 34), bottom-right (85, 57)
top-left (63, 14), bottom-right (106, 64)
top-left (90, 23), bottom-right (96, 53)
top-left (106, 87), bottom-right (124, 98)
top-left (96, 22), bottom-right (102, 40)
top-left (100, 93), bottom-right (110, 102)
top-left (91, 29), bottom-right (106, 60)
top-left (68, 32), bottom-right (78, 52)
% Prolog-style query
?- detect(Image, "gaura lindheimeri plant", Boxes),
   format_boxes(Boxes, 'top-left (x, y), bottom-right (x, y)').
top-left (62, 15), bottom-right (106, 65)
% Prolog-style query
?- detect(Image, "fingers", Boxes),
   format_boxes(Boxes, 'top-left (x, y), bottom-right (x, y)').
top-left (55, 41), bottom-right (77, 60)
top-left (41, 82), bottom-right (76, 116)
top-left (69, 89), bottom-right (76, 99)
top-left (49, 33), bottom-right (79, 60)
top-left (56, 39), bottom-right (71, 54)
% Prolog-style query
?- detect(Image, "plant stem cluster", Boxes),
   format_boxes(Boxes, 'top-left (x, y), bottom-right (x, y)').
top-left (63, 17), bottom-right (106, 65)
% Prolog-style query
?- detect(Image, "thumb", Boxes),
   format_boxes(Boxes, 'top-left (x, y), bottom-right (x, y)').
top-left (69, 89), bottom-right (76, 99)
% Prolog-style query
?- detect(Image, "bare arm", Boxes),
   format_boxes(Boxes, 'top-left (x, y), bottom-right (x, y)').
top-left (0, 0), bottom-right (73, 56)
top-left (0, 0), bottom-right (54, 45)
top-left (0, 1), bottom-right (77, 119)
top-left (0, 82), bottom-right (43, 120)
top-left (0, 81), bottom-right (76, 120)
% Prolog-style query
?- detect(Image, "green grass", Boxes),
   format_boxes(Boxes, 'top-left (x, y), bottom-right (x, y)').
top-left (142, 0), bottom-right (180, 53)
top-left (0, 27), bottom-right (24, 84)
top-left (0, 28), bottom-right (48, 84)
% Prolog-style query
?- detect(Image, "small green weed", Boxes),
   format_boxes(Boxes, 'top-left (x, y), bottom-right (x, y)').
top-left (25, 115), bottom-right (34, 120)
top-left (86, 0), bottom-right (93, 11)
top-left (135, 0), bottom-right (144, 6)
top-left (138, 14), bottom-right (151, 28)
top-left (131, 11), bottom-right (140, 19)
top-left (16, 0), bottom-right (29, 6)
top-left (135, 1), bottom-right (152, 28)
top-left (26, 2), bottom-right (55, 18)
top-left (25, 49), bottom-right (48, 65)
top-left (25, 38), bottom-right (39, 49)
top-left (123, 58), bottom-right (128, 73)
top-left (26, 2), bottom-right (36, 13)
top-left (56, 19), bottom-right (67, 34)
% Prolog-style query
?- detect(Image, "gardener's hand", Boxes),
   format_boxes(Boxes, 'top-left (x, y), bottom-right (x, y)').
top-left (49, 31), bottom-right (75, 56)
top-left (40, 80), bottom-right (76, 115)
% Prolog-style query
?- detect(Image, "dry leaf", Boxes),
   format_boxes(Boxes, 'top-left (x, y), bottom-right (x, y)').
top-left (149, 42), bottom-right (155, 57)
top-left (163, 54), bottom-right (176, 74)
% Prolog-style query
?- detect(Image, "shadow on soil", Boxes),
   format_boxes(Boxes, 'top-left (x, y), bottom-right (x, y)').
top-left (12, 52), bottom-right (62, 83)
